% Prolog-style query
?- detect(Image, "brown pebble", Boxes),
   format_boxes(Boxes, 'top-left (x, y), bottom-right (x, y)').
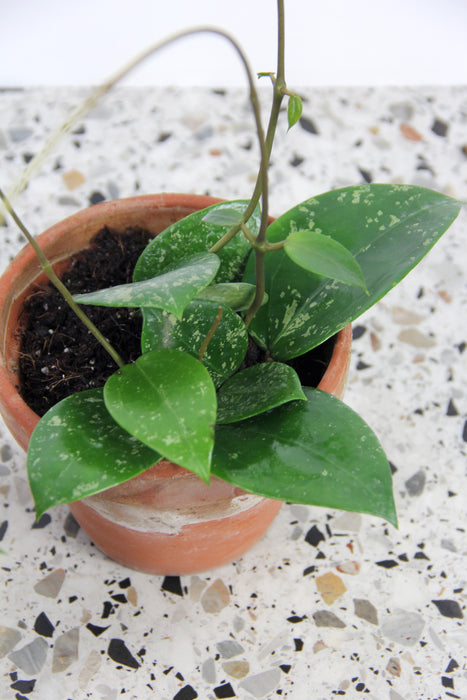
top-left (222, 660), bottom-right (250, 679)
top-left (400, 123), bottom-right (423, 141)
top-left (336, 560), bottom-right (361, 575)
top-left (386, 656), bottom-right (401, 677)
top-left (370, 332), bottom-right (381, 351)
top-left (316, 572), bottom-right (347, 604)
top-left (201, 578), bottom-right (230, 613)
top-left (62, 169), bottom-right (86, 190)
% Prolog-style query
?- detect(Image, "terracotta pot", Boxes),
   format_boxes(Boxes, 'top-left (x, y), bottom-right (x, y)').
top-left (0, 194), bottom-right (352, 574)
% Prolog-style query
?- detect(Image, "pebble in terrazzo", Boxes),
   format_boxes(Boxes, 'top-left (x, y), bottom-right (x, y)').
top-left (0, 85), bottom-right (466, 699)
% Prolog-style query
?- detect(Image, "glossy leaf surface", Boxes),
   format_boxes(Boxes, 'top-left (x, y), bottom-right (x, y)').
top-left (104, 349), bottom-right (216, 481)
top-left (284, 229), bottom-right (367, 290)
top-left (201, 207), bottom-right (243, 227)
top-left (27, 388), bottom-right (160, 518)
top-left (134, 200), bottom-right (259, 284)
top-left (196, 282), bottom-right (259, 311)
top-left (141, 300), bottom-right (248, 387)
top-left (216, 362), bottom-right (306, 424)
top-left (212, 387), bottom-right (397, 525)
top-left (74, 252), bottom-right (219, 319)
top-left (245, 184), bottom-right (462, 360)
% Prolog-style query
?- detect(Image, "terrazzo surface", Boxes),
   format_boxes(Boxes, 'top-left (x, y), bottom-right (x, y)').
top-left (0, 85), bottom-right (466, 699)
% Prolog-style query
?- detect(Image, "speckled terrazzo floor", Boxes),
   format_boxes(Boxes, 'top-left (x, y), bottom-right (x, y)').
top-left (0, 86), bottom-right (466, 700)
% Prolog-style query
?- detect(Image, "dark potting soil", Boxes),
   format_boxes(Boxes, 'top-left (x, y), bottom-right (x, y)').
top-left (19, 226), bottom-right (153, 416)
top-left (18, 227), bottom-right (334, 417)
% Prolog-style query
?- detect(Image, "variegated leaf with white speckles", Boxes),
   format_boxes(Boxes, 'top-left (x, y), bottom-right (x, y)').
top-left (245, 184), bottom-right (462, 360)
top-left (196, 282), bottom-right (260, 311)
top-left (27, 388), bottom-right (160, 519)
top-left (104, 349), bottom-right (216, 481)
top-left (216, 362), bottom-right (306, 424)
top-left (133, 200), bottom-right (259, 284)
top-left (73, 252), bottom-right (219, 319)
top-left (141, 300), bottom-right (248, 387)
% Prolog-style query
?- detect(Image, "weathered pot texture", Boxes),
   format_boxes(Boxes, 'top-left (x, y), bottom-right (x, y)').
top-left (0, 194), bottom-right (352, 574)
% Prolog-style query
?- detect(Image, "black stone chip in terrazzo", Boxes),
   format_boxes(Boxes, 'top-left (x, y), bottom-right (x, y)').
top-left (305, 525), bottom-right (325, 547)
top-left (158, 131), bottom-right (172, 143)
top-left (89, 191), bottom-right (106, 205)
top-left (214, 682), bottom-right (236, 698)
top-left (352, 325), bottom-right (367, 340)
top-left (31, 513), bottom-right (51, 529)
top-left (290, 155), bottom-right (304, 167)
top-left (63, 512), bottom-right (80, 538)
top-left (107, 638), bottom-right (140, 668)
top-left (119, 577), bottom-right (131, 588)
top-left (447, 399), bottom-right (459, 416)
top-left (445, 659), bottom-right (459, 672)
top-left (110, 593), bottom-right (128, 603)
top-left (0, 520), bottom-right (7, 541)
top-left (33, 612), bottom-right (54, 637)
top-left (358, 167), bottom-right (372, 183)
top-left (442, 676), bottom-right (455, 688)
top-left (173, 685), bottom-right (198, 700)
top-left (162, 576), bottom-right (184, 596)
top-left (389, 461), bottom-right (398, 474)
top-left (356, 360), bottom-right (371, 370)
top-left (294, 638), bottom-right (304, 651)
top-left (86, 623), bottom-right (110, 637)
top-left (303, 565), bottom-right (316, 576)
top-left (432, 599), bottom-right (464, 619)
top-left (462, 420), bottom-right (467, 442)
top-left (376, 560), bottom-right (399, 568)
top-left (299, 116), bottom-right (318, 134)
top-left (432, 119), bottom-right (448, 137)
top-left (280, 664), bottom-right (292, 673)
top-left (10, 679), bottom-right (36, 693)
top-left (413, 551), bottom-right (430, 560)
top-left (101, 601), bottom-right (115, 618)
top-left (287, 614), bottom-right (306, 623)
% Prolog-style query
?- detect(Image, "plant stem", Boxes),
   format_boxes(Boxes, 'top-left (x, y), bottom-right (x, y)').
top-left (4, 25), bottom-right (267, 229)
top-left (198, 306), bottom-right (223, 362)
top-left (0, 189), bottom-right (125, 369)
top-left (244, 0), bottom-right (287, 328)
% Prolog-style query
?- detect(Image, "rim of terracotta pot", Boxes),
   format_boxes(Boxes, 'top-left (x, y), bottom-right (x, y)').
top-left (0, 193), bottom-right (352, 455)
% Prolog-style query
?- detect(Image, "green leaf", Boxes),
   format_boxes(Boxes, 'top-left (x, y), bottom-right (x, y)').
top-left (133, 200), bottom-right (260, 285)
top-left (284, 229), bottom-right (367, 290)
top-left (141, 300), bottom-right (248, 387)
top-left (196, 282), bottom-right (261, 311)
top-left (73, 252), bottom-right (219, 319)
top-left (201, 207), bottom-right (243, 227)
top-left (245, 184), bottom-right (462, 360)
top-left (104, 349), bottom-right (217, 481)
top-left (216, 362), bottom-right (306, 424)
top-left (212, 387), bottom-right (397, 525)
top-left (287, 94), bottom-right (303, 130)
top-left (27, 388), bottom-right (160, 519)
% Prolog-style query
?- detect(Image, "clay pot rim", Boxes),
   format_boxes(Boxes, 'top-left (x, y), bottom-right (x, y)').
top-left (0, 193), bottom-right (351, 467)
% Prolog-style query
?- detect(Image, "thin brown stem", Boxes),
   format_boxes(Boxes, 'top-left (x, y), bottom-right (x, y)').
top-left (0, 189), bottom-right (125, 369)
top-left (198, 306), bottom-right (223, 362)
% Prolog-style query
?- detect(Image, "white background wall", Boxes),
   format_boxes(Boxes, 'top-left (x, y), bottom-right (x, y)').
top-left (2, 0), bottom-right (467, 87)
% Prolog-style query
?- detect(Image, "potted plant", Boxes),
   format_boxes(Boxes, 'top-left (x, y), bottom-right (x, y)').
top-left (0, 1), bottom-right (463, 574)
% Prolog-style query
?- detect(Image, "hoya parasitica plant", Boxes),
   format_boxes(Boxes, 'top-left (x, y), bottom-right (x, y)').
top-left (1, 0), bottom-right (464, 531)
